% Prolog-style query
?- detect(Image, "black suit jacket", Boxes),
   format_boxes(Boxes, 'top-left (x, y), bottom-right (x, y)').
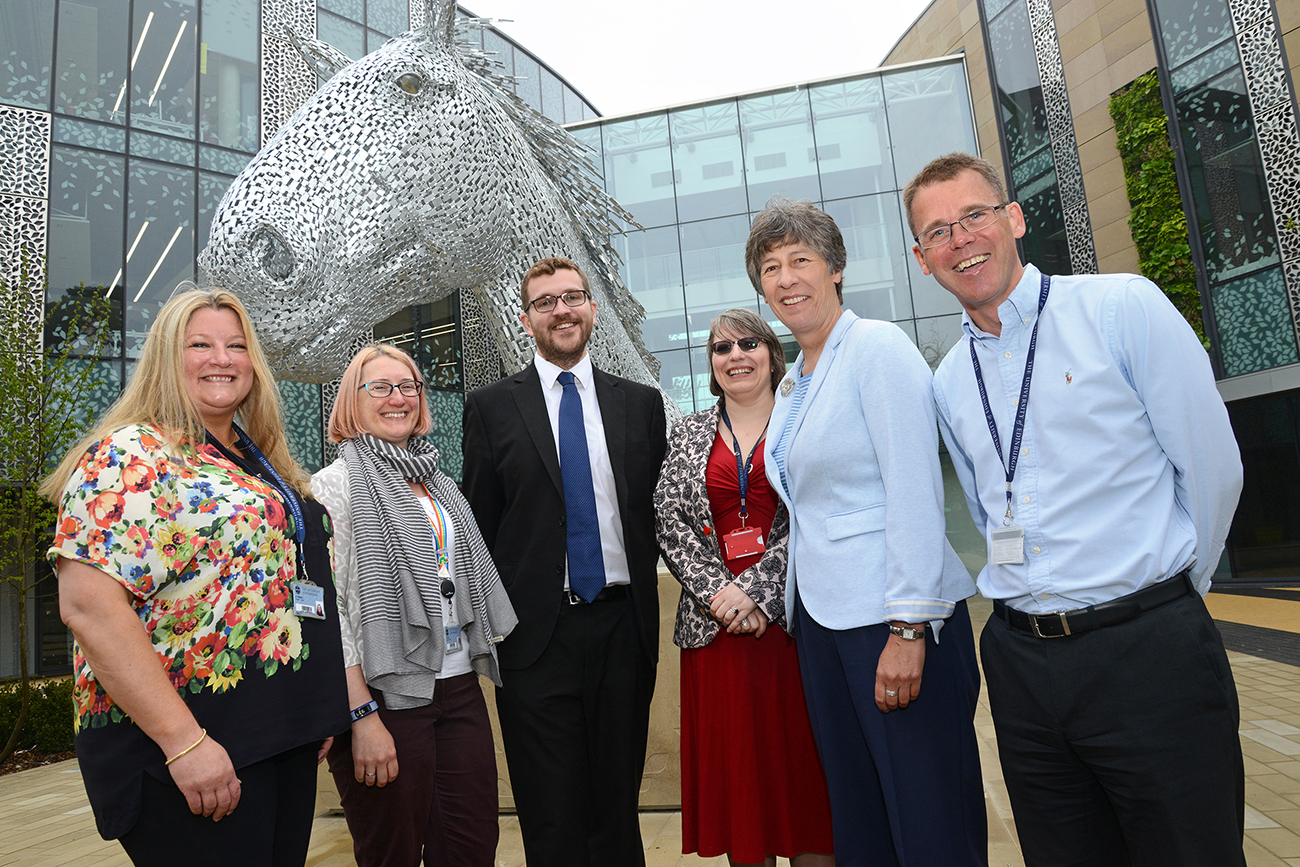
top-left (461, 362), bottom-right (668, 670)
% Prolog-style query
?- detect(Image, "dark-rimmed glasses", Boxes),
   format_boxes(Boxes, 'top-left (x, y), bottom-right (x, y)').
top-left (915, 204), bottom-right (1009, 248)
top-left (359, 380), bottom-right (423, 397)
top-left (711, 337), bottom-right (763, 355)
top-left (525, 289), bottom-right (591, 313)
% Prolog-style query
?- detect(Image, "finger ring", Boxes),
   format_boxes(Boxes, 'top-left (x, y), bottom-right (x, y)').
top-left (742, 618), bottom-right (749, 627)
top-left (731, 607), bottom-right (739, 615)
top-left (885, 689), bottom-right (899, 697)
top-left (365, 772), bottom-right (376, 777)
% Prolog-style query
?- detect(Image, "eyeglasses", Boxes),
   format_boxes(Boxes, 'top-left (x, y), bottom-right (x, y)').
top-left (915, 204), bottom-right (1009, 248)
top-left (525, 289), bottom-right (591, 313)
top-left (711, 337), bottom-right (763, 355)
top-left (359, 380), bottom-right (423, 397)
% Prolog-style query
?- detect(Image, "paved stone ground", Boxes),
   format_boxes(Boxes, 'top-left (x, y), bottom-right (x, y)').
top-left (6, 591), bottom-right (1300, 866)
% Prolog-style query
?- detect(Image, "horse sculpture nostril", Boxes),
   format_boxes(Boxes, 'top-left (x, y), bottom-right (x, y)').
top-left (252, 228), bottom-right (296, 282)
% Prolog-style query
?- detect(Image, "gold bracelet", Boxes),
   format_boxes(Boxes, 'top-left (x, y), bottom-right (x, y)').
top-left (164, 729), bottom-right (207, 766)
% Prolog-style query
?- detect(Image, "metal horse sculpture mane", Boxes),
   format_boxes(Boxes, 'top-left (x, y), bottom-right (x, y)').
top-left (198, 0), bottom-right (661, 396)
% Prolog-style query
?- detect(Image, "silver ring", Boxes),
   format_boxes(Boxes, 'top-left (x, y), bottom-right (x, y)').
top-left (731, 607), bottom-right (739, 615)
top-left (742, 617), bottom-right (749, 628)
top-left (365, 772), bottom-right (376, 777)
top-left (884, 689), bottom-right (899, 697)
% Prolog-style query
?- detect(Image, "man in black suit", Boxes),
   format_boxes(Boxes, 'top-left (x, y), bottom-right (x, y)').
top-left (461, 256), bottom-right (667, 867)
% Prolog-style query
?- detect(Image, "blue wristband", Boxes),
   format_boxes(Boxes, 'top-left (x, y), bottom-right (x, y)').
top-left (350, 700), bottom-right (379, 722)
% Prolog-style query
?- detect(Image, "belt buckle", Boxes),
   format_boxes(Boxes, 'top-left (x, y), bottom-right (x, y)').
top-left (1030, 612), bottom-right (1071, 639)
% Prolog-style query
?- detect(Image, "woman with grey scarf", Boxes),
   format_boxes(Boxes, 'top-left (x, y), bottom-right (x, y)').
top-left (312, 343), bottom-right (517, 867)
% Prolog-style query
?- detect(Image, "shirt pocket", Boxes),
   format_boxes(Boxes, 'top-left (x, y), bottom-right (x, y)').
top-left (825, 503), bottom-right (886, 541)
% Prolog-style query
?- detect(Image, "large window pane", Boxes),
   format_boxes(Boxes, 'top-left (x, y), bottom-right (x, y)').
top-left (129, 0), bottom-right (197, 138)
top-left (739, 90), bottom-right (820, 205)
top-left (426, 389), bottom-right (464, 481)
top-left (540, 67), bottom-right (564, 124)
top-left (913, 313), bottom-right (965, 371)
top-left (602, 114), bottom-right (677, 229)
top-left (0, 0), bottom-right (55, 110)
top-left (986, 3), bottom-right (1049, 168)
top-left (49, 147), bottom-right (127, 301)
top-left (1225, 392), bottom-right (1300, 582)
top-left (367, 0), bottom-right (407, 36)
top-left (482, 29), bottom-right (514, 84)
top-left (1153, 0), bottom-right (1234, 70)
top-left (318, 0), bottom-right (363, 21)
top-left (1017, 168), bottom-right (1072, 276)
top-left (652, 348), bottom-right (697, 416)
top-left (1176, 68), bottom-right (1278, 283)
top-left (514, 51), bottom-right (542, 113)
top-left (679, 216), bottom-right (758, 347)
top-left (199, 0), bottom-right (258, 152)
top-left (614, 227), bottom-right (685, 351)
top-left (811, 77), bottom-right (892, 198)
top-left (669, 103), bottom-right (748, 223)
top-left (126, 160), bottom-right (195, 354)
top-left (1211, 267), bottom-right (1298, 377)
top-left (882, 63), bottom-right (980, 188)
top-left (198, 171), bottom-right (234, 260)
top-left (54, 0), bottom-right (129, 123)
top-left (374, 296), bottom-right (463, 391)
top-left (279, 381), bottom-right (323, 472)
top-left (824, 194), bottom-right (914, 322)
top-left (318, 11), bottom-right (364, 65)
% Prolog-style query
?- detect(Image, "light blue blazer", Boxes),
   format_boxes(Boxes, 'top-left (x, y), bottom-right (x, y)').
top-left (764, 309), bottom-right (975, 631)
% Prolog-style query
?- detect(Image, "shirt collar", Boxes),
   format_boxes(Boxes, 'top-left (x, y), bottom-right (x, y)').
top-left (961, 262), bottom-right (1043, 340)
top-left (534, 351), bottom-right (593, 389)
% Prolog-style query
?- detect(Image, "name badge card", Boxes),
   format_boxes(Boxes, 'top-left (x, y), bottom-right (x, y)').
top-left (292, 580), bottom-right (327, 620)
top-left (444, 624), bottom-right (464, 653)
top-left (722, 526), bottom-right (765, 560)
top-left (990, 526), bottom-right (1025, 565)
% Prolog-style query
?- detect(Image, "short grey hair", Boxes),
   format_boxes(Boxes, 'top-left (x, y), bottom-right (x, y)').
top-left (707, 308), bottom-right (787, 398)
top-left (903, 152), bottom-right (1009, 237)
top-left (744, 198), bottom-right (847, 303)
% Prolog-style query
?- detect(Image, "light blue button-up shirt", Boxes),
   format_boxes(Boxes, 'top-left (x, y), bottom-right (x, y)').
top-left (932, 264), bottom-right (1242, 613)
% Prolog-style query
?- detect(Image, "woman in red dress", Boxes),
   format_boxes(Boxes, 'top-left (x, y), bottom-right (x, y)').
top-left (655, 308), bottom-right (834, 866)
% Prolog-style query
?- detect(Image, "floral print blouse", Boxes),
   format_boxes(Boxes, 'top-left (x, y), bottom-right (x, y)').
top-left (50, 423), bottom-right (311, 729)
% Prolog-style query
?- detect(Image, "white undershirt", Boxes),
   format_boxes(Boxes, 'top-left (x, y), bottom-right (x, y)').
top-left (417, 494), bottom-right (473, 680)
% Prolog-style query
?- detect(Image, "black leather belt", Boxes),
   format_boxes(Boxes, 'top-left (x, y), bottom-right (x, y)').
top-left (565, 584), bottom-right (630, 605)
top-left (993, 571), bottom-right (1192, 639)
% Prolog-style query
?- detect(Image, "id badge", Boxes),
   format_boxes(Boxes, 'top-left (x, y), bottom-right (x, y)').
top-left (444, 623), bottom-right (463, 653)
top-left (722, 526), bottom-right (766, 560)
top-left (292, 580), bottom-right (327, 620)
top-left (990, 525), bottom-right (1025, 565)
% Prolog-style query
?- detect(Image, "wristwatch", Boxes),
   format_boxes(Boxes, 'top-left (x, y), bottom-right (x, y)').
top-left (888, 624), bottom-right (925, 641)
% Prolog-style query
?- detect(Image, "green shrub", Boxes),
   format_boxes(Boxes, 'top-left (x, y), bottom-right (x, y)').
top-left (0, 677), bottom-right (76, 754)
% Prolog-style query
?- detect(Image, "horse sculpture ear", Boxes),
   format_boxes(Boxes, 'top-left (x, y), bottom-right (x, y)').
top-left (421, 0), bottom-right (457, 50)
top-left (285, 25), bottom-right (354, 83)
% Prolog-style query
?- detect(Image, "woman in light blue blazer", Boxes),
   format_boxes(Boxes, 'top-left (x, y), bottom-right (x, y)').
top-left (747, 199), bottom-right (987, 867)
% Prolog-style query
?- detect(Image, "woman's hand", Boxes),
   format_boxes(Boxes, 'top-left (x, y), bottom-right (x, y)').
top-left (166, 731), bottom-right (242, 820)
top-left (735, 605), bottom-right (769, 638)
top-left (317, 736), bottom-right (333, 765)
top-left (709, 582), bottom-right (760, 634)
top-left (876, 623), bottom-right (926, 713)
top-left (351, 714), bottom-right (399, 787)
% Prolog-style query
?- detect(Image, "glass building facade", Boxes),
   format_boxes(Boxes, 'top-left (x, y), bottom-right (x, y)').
top-left (569, 57), bottom-right (981, 416)
top-left (0, 0), bottom-right (596, 677)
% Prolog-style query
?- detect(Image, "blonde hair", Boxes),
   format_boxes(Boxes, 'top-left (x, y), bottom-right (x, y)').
top-left (42, 288), bottom-right (313, 501)
top-left (327, 343), bottom-right (433, 443)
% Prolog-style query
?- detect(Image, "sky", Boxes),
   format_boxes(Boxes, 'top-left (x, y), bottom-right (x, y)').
top-left (467, 0), bottom-right (941, 118)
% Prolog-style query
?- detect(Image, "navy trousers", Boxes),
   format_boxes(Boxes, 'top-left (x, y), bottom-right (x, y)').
top-left (795, 595), bottom-right (987, 867)
top-left (980, 590), bottom-right (1246, 867)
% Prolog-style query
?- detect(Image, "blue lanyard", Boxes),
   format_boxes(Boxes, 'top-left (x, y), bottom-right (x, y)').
top-left (229, 422), bottom-right (306, 550)
top-left (969, 273), bottom-right (1050, 525)
top-left (719, 406), bottom-right (767, 525)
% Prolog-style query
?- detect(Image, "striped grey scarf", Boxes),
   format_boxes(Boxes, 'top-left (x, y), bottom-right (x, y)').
top-left (342, 434), bottom-right (517, 708)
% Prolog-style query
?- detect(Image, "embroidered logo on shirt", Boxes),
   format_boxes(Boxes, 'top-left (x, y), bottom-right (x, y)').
top-left (1065, 369), bottom-right (1073, 384)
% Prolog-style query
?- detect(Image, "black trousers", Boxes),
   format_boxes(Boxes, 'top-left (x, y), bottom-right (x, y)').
top-left (118, 741), bottom-right (320, 867)
top-left (980, 591), bottom-right (1246, 867)
top-left (495, 594), bottom-right (656, 867)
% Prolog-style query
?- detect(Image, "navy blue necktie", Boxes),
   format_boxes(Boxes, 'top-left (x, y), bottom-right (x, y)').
top-left (557, 371), bottom-right (606, 602)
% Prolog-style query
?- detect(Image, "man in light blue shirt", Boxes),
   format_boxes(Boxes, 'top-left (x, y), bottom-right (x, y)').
top-left (906, 152), bottom-right (1245, 867)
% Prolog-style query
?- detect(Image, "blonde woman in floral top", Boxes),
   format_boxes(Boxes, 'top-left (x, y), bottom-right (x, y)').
top-left (42, 289), bottom-right (349, 866)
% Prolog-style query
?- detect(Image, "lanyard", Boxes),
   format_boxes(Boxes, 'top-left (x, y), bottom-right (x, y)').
top-left (969, 273), bottom-right (1050, 526)
top-left (418, 482), bottom-right (454, 588)
top-left (719, 406), bottom-right (768, 525)
top-left (222, 423), bottom-right (306, 550)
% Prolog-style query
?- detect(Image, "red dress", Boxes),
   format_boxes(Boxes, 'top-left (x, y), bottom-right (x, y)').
top-left (679, 433), bottom-right (835, 860)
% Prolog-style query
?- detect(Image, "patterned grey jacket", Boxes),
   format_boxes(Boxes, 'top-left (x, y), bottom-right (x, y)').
top-left (654, 404), bottom-right (790, 649)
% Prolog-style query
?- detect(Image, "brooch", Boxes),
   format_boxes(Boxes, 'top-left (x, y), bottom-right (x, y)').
top-left (780, 378), bottom-right (794, 396)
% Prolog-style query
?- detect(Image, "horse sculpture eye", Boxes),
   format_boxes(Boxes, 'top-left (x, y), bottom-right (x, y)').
top-left (398, 72), bottom-right (422, 95)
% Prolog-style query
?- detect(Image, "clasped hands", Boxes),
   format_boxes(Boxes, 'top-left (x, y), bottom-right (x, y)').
top-left (709, 582), bottom-right (767, 637)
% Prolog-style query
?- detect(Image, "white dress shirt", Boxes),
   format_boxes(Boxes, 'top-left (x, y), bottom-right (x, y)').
top-left (533, 352), bottom-right (631, 587)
